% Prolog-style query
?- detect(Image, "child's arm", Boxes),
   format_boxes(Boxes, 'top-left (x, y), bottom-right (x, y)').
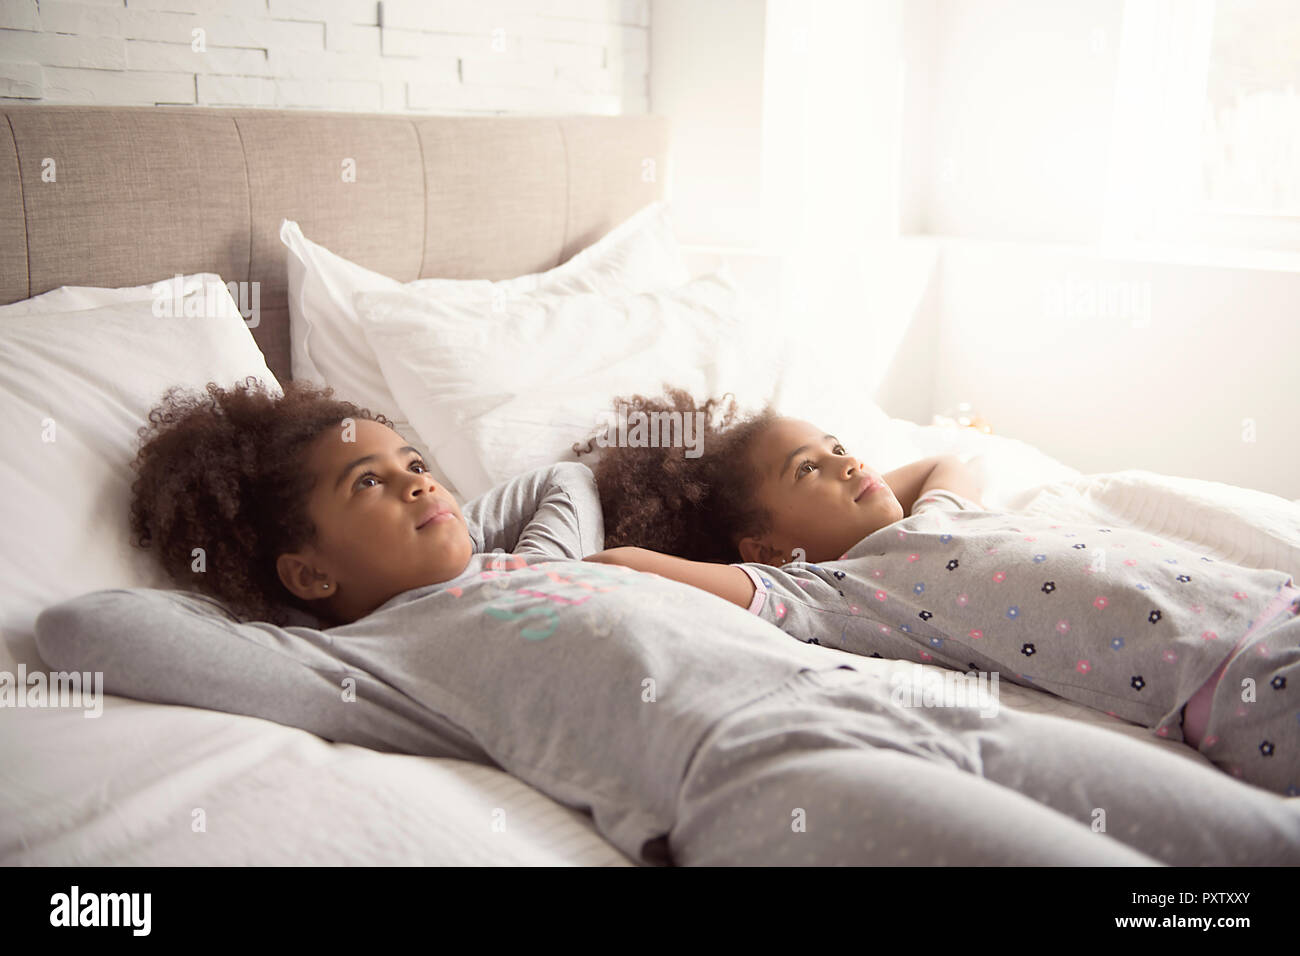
top-left (920, 455), bottom-right (986, 510)
top-left (881, 455), bottom-right (944, 516)
top-left (464, 462), bottom-right (604, 559)
top-left (585, 547), bottom-right (756, 609)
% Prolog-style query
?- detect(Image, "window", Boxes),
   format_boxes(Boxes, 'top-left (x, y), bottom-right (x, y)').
top-left (1103, 0), bottom-right (1300, 251)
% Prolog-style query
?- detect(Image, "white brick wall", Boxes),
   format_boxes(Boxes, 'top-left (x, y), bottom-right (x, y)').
top-left (0, 0), bottom-right (650, 113)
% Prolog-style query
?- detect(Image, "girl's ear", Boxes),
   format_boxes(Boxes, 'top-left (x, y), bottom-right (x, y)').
top-left (738, 535), bottom-right (785, 566)
top-left (275, 550), bottom-right (332, 603)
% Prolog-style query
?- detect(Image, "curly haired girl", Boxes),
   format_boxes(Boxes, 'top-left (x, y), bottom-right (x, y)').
top-left (580, 388), bottom-right (1300, 797)
top-left (128, 376), bottom-right (471, 626)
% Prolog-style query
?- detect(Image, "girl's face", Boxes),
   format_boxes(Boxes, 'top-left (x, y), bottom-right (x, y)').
top-left (737, 417), bottom-right (905, 565)
top-left (276, 418), bottom-right (473, 625)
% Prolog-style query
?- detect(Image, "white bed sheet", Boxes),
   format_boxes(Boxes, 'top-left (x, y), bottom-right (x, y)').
top-left (5, 418), bottom-right (1299, 866)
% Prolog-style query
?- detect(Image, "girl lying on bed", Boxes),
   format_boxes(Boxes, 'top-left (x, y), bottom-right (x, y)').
top-left (81, 377), bottom-right (1300, 868)
top-left (577, 388), bottom-right (1300, 799)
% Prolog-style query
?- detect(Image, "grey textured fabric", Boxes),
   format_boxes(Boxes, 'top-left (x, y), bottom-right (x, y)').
top-left (0, 117), bottom-right (28, 304)
top-left (0, 106), bottom-right (670, 384)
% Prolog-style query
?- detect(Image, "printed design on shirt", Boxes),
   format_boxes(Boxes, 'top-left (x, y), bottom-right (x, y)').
top-left (480, 560), bottom-right (633, 641)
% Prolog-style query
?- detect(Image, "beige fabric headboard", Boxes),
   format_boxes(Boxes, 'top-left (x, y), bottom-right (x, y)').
top-left (0, 106), bottom-right (669, 382)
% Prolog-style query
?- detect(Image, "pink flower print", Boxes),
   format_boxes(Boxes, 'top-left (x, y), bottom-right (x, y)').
top-left (839, 553), bottom-right (848, 559)
top-left (1201, 630), bottom-right (1218, 641)
top-left (1050, 525), bottom-right (1059, 529)
top-left (1076, 660), bottom-right (1091, 674)
top-left (849, 605), bottom-right (859, 614)
top-left (878, 624), bottom-right (891, 634)
top-left (449, 587), bottom-right (463, 597)
top-left (1150, 541), bottom-right (1163, 548)
top-left (993, 571), bottom-right (1006, 583)
top-left (956, 593), bottom-right (969, 607)
top-left (1024, 536), bottom-right (1036, 542)
top-left (1124, 558), bottom-right (1138, 567)
top-left (872, 569), bottom-right (884, 578)
top-left (896, 531), bottom-right (907, 540)
top-left (1105, 710), bottom-right (1117, 718)
top-left (985, 547), bottom-right (999, 555)
top-left (1255, 643), bottom-right (1270, 657)
top-left (1191, 603), bottom-right (1204, 614)
top-left (1155, 726), bottom-right (1169, 737)
top-left (1204, 735), bottom-right (1219, 748)
top-left (1056, 619), bottom-right (1071, 634)
top-left (969, 628), bottom-right (984, 639)
top-left (1233, 591), bottom-right (1246, 601)
top-left (919, 650), bottom-right (932, 661)
top-left (775, 602), bottom-right (787, 619)
top-left (875, 590), bottom-right (888, 601)
top-left (1162, 649), bottom-right (1178, 663)
top-left (1093, 596), bottom-right (1108, 609)
top-left (907, 553), bottom-right (920, 562)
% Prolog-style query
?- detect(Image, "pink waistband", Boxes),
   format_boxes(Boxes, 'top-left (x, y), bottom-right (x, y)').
top-left (1183, 581), bottom-right (1299, 748)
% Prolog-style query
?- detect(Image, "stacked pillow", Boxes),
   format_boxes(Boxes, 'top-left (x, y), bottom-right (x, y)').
top-left (281, 201), bottom-right (707, 500)
top-left (0, 275), bottom-right (280, 666)
top-left (282, 201), bottom-right (791, 501)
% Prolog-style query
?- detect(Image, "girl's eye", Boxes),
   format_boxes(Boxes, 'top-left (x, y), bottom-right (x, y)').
top-left (355, 460), bottom-right (428, 490)
top-left (834, 445), bottom-right (846, 455)
top-left (797, 460), bottom-right (816, 477)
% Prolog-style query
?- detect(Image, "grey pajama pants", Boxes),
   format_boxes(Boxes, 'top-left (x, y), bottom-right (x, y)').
top-left (1192, 590), bottom-right (1300, 797)
top-left (668, 665), bottom-right (1300, 866)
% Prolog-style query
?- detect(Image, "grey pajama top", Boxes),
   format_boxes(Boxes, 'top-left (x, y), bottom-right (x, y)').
top-left (733, 489), bottom-right (1296, 741)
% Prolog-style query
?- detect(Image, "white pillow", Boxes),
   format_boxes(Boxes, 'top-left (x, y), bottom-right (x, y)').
top-left (0, 274), bottom-right (281, 671)
top-left (279, 201), bottom-right (691, 501)
top-left (354, 271), bottom-right (773, 500)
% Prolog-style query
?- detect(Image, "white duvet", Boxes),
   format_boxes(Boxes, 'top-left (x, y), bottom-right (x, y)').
top-left (4, 419), bottom-right (1299, 866)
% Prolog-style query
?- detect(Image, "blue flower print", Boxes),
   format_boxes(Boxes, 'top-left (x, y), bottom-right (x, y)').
top-left (914, 583), bottom-right (926, 594)
top-left (940, 534), bottom-right (952, 543)
top-left (929, 636), bottom-right (943, 647)
top-left (1033, 554), bottom-right (1047, 563)
top-left (761, 577), bottom-right (773, 588)
top-left (1110, 637), bottom-right (1125, 650)
top-left (1072, 543), bottom-right (1087, 550)
top-left (1007, 606), bottom-right (1020, 619)
top-left (1176, 574), bottom-right (1191, 583)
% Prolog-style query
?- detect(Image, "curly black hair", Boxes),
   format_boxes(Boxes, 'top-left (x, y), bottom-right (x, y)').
top-left (574, 385), bottom-right (780, 563)
top-left (128, 376), bottom-right (395, 625)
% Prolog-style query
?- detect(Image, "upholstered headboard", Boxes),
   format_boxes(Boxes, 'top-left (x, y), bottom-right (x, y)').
top-left (0, 106), bottom-right (669, 382)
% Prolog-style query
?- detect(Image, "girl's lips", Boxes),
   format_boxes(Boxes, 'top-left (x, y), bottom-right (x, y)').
top-left (854, 477), bottom-right (882, 501)
top-left (417, 506), bottom-right (456, 529)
